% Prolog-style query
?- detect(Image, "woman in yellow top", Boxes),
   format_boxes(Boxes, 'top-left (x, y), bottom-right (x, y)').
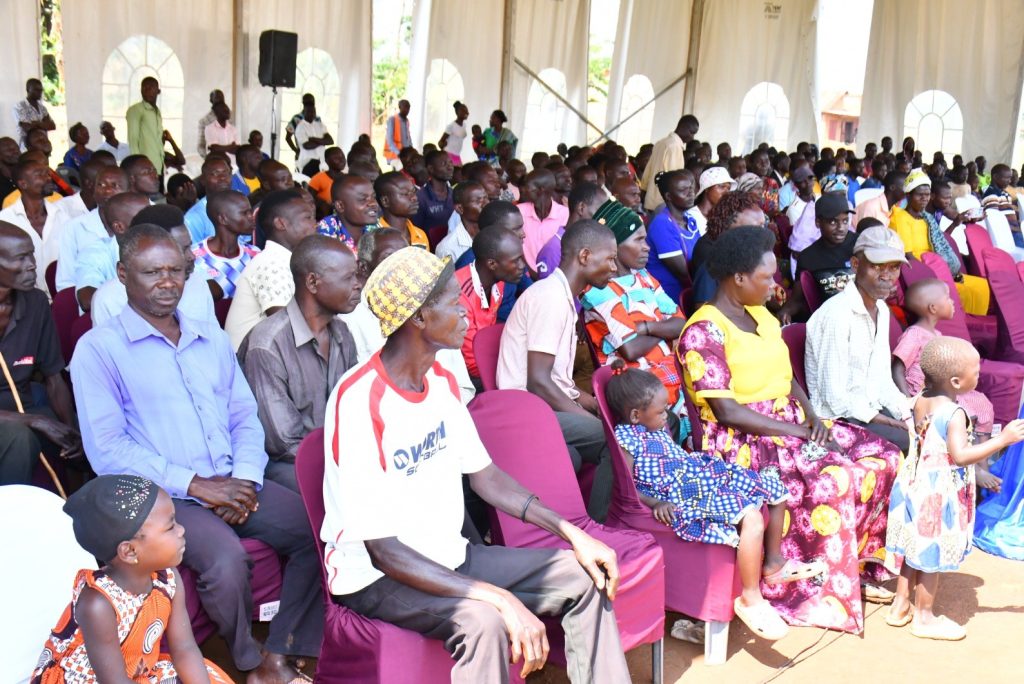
top-left (678, 226), bottom-right (901, 634)
top-left (889, 170), bottom-right (989, 314)
top-left (375, 171), bottom-right (430, 248)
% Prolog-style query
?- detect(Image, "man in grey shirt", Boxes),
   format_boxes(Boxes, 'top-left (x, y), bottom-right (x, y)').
top-left (237, 234), bottom-right (361, 491)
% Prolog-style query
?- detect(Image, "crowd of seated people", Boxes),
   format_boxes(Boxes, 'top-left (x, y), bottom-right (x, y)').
top-left (7, 70), bottom-right (1024, 682)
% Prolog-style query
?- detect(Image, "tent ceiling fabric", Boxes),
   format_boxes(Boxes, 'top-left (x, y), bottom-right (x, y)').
top-left (0, 0), bottom-right (40, 140)
top-left (691, 0), bottom-right (819, 152)
top-left (857, 0), bottom-right (1024, 162)
top-left (62, 0), bottom-right (235, 160)
top-left (605, 0), bottom-right (693, 148)
top-left (506, 0), bottom-right (592, 158)
top-left (407, 0), bottom-right (504, 150)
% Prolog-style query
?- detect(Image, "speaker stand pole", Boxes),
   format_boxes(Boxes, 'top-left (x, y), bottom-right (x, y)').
top-left (269, 85), bottom-right (279, 160)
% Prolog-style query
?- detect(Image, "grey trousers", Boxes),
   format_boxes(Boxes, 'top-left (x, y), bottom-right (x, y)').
top-left (264, 458), bottom-right (298, 493)
top-left (337, 544), bottom-right (630, 684)
top-left (841, 408), bottom-right (911, 454)
top-left (0, 419), bottom-right (39, 485)
top-left (174, 480), bottom-right (324, 671)
top-left (555, 411), bottom-right (613, 522)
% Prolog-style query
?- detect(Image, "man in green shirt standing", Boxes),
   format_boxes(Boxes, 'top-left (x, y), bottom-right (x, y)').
top-left (126, 77), bottom-right (171, 191)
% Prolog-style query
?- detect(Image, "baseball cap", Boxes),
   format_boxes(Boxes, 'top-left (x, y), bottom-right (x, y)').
top-left (853, 225), bottom-right (908, 264)
top-left (695, 166), bottom-right (737, 199)
top-left (815, 192), bottom-right (852, 221)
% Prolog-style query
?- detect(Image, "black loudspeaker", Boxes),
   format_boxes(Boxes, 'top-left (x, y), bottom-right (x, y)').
top-left (258, 30), bottom-right (298, 88)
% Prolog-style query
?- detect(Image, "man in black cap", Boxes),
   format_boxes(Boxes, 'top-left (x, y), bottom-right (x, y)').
top-left (778, 192), bottom-right (858, 323)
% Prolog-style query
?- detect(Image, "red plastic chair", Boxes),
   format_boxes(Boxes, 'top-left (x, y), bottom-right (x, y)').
top-left (591, 367), bottom-right (747, 665)
top-left (468, 390), bottom-right (666, 680)
top-left (798, 270), bottom-right (824, 314)
top-left (920, 252), bottom-right (997, 357)
top-left (964, 224), bottom-right (995, 278)
top-left (987, 268), bottom-right (1024, 366)
top-left (214, 297), bottom-right (232, 329)
top-left (178, 541), bottom-right (284, 645)
top-left (898, 257), bottom-right (937, 292)
top-left (982, 246), bottom-right (1018, 275)
top-left (50, 288), bottom-right (81, 365)
top-left (781, 323), bottom-right (808, 393)
top-left (68, 312), bottom-right (93, 362)
top-left (295, 429), bottom-right (457, 683)
top-left (472, 323), bottom-right (504, 391)
top-left (1016, 261), bottom-right (1024, 283)
top-left (45, 262), bottom-right (58, 299)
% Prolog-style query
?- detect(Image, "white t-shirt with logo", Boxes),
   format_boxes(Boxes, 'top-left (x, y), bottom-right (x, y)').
top-left (322, 352), bottom-right (492, 595)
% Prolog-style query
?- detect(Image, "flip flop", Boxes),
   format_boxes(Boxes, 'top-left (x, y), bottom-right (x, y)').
top-left (884, 608), bottom-right (913, 627)
top-left (670, 617), bottom-right (705, 644)
top-left (762, 558), bottom-right (827, 585)
top-left (733, 597), bottom-right (789, 641)
top-left (862, 583), bottom-right (895, 604)
top-left (910, 616), bottom-right (966, 641)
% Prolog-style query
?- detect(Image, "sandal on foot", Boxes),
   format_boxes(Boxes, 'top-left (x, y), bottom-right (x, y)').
top-left (884, 608), bottom-right (913, 627)
top-left (910, 616), bottom-right (966, 641)
top-left (862, 583), bottom-right (895, 604)
top-left (733, 597), bottom-right (789, 641)
top-left (763, 558), bottom-right (827, 585)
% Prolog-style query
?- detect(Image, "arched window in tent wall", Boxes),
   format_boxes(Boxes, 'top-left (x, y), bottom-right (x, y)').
top-left (737, 82), bottom-right (790, 154)
top-left (522, 68), bottom-right (568, 159)
top-left (616, 74), bottom-right (655, 157)
top-left (279, 47), bottom-right (341, 157)
top-left (423, 58), bottom-right (466, 151)
top-left (903, 90), bottom-right (963, 158)
top-left (102, 35), bottom-right (184, 156)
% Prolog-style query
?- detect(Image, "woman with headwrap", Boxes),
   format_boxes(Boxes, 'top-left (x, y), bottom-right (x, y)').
top-left (581, 200), bottom-right (687, 408)
top-left (889, 170), bottom-right (990, 315)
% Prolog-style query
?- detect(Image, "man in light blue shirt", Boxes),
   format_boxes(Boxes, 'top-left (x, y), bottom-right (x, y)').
top-left (73, 192), bottom-right (149, 311)
top-left (55, 166), bottom-right (128, 290)
top-left (184, 155), bottom-right (232, 244)
top-left (70, 223), bottom-right (322, 680)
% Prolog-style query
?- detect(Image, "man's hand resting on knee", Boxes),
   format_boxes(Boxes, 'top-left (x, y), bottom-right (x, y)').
top-left (187, 475), bottom-right (258, 524)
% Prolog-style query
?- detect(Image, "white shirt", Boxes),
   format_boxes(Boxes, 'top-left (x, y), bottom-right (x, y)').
top-left (340, 297), bottom-right (476, 405)
top-left (91, 268), bottom-right (216, 328)
top-left (97, 140), bottom-right (131, 163)
top-left (0, 197), bottom-right (65, 295)
top-left (55, 193), bottom-right (88, 224)
top-left (444, 121), bottom-right (468, 157)
top-left (685, 206), bottom-right (707, 236)
top-left (224, 240), bottom-right (294, 350)
top-left (641, 131), bottom-right (685, 211)
top-left (294, 119), bottom-right (328, 172)
top-left (322, 353), bottom-right (491, 594)
top-left (55, 208), bottom-right (107, 291)
top-left (436, 216), bottom-right (473, 263)
top-left (805, 281), bottom-right (909, 422)
top-left (204, 120), bottom-right (241, 163)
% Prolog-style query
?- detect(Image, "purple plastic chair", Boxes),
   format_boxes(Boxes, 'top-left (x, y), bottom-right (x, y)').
top-left (781, 323), bottom-right (808, 393)
top-left (986, 268), bottom-right (1024, 365)
top-left (920, 252), bottom-right (997, 356)
top-left (899, 257), bottom-right (937, 291)
top-left (179, 541), bottom-right (284, 645)
top-left (591, 367), bottom-right (743, 665)
top-left (1016, 261), bottom-right (1024, 283)
top-left (468, 390), bottom-right (666, 681)
top-left (295, 429), bottom-right (457, 683)
top-left (799, 270), bottom-right (824, 314)
top-left (472, 323), bottom-right (504, 392)
top-left (982, 246), bottom-right (1018, 275)
top-left (964, 224), bottom-right (995, 278)
top-left (50, 288), bottom-right (81, 365)
top-left (45, 262), bottom-right (58, 299)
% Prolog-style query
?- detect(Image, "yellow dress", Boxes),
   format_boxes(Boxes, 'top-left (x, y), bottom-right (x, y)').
top-left (889, 207), bottom-right (989, 315)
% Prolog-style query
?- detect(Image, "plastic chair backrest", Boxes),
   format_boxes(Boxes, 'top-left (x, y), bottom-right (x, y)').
top-left (956, 195), bottom-right (982, 214)
top-left (888, 310), bottom-right (903, 353)
top-left (854, 187), bottom-right (883, 207)
top-left (899, 258), bottom-right (937, 292)
top-left (51, 288), bottom-right (81, 365)
top-left (985, 209), bottom-right (1018, 253)
top-left (0, 486), bottom-right (97, 684)
top-left (799, 270), bottom-right (824, 314)
top-left (1016, 261), bottom-right (1024, 283)
top-left (591, 365), bottom-right (661, 523)
top-left (963, 224), bottom-right (994, 278)
top-left (988, 269), bottom-right (1024, 355)
top-left (981, 246), bottom-right (1018, 275)
top-left (214, 297), bottom-right (231, 329)
top-left (472, 323), bottom-right (504, 392)
top-left (918, 253), bottom-right (974, 342)
top-left (295, 429), bottom-right (329, 577)
top-left (781, 323), bottom-right (808, 392)
top-left (45, 262), bottom-right (58, 299)
top-left (468, 390), bottom-right (590, 546)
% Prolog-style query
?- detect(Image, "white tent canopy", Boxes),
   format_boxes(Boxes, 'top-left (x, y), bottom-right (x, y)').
top-left (2, 0), bottom-right (1023, 164)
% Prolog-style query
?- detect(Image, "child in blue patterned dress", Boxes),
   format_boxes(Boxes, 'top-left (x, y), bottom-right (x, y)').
top-left (607, 361), bottom-right (825, 640)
